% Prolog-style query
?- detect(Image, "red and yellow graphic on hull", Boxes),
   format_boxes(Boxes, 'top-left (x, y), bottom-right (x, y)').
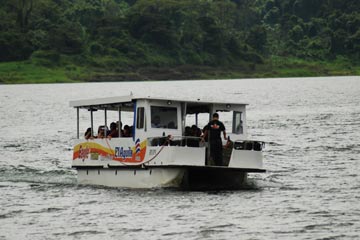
top-left (73, 138), bottom-right (147, 163)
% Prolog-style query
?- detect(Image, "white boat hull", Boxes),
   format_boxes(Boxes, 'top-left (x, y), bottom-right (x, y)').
top-left (76, 166), bottom-right (255, 190)
top-left (77, 167), bottom-right (185, 188)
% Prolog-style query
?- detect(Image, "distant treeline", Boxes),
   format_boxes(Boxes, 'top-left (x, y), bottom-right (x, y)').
top-left (1, 0), bottom-right (360, 69)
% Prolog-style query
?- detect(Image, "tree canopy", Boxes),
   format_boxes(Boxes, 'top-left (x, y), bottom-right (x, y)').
top-left (1, 0), bottom-right (359, 68)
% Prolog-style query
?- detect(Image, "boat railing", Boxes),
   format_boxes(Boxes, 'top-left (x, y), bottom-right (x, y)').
top-left (233, 140), bottom-right (265, 151)
top-left (147, 137), bottom-right (264, 151)
top-left (147, 136), bottom-right (205, 148)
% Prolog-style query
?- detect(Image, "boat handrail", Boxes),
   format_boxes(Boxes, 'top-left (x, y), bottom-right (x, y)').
top-left (147, 135), bottom-right (204, 148)
top-left (233, 140), bottom-right (265, 151)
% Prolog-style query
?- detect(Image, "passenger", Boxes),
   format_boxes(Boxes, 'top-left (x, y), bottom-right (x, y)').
top-left (191, 125), bottom-right (201, 137)
top-left (168, 121), bottom-right (176, 129)
top-left (97, 125), bottom-right (107, 138)
top-left (202, 125), bottom-right (209, 142)
top-left (108, 122), bottom-right (119, 138)
top-left (201, 125), bottom-right (209, 164)
top-left (129, 126), bottom-right (133, 137)
top-left (202, 113), bottom-right (226, 166)
top-left (151, 115), bottom-right (161, 128)
top-left (186, 125), bottom-right (201, 147)
top-left (116, 121), bottom-right (123, 137)
top-left (236, 120), bottom-right (244, 134)
top-left (84, 127), bottom-right (92, 139)
top-left (183, 126), bottom-right (191, 146)
top-left (123, 125), bottom-right (131, 137)
top-left (184, 126), bottom-right (191, 136)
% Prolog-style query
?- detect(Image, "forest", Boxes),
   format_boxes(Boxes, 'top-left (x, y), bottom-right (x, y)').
top-left (1, 0), bottom-right (360, 83)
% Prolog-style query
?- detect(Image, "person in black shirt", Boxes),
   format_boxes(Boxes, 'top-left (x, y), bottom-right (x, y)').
top-left (202, 113), bottom-right (227, 166)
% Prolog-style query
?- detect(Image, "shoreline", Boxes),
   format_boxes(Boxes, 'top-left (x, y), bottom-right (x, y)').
top-left (1, 58), bottom-right (359, 84)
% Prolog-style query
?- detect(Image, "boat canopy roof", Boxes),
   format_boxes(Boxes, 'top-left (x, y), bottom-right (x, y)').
top-left (69, 95), bottom-right (247, 113)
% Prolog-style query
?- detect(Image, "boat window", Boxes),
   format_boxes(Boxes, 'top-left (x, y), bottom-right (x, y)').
top-left (151, 106), bottom-right (178, 129)
top-left (185, 113), bottom-right (210, 130)
top-left (136, 107), bottom-right (145, 129)
top-left (232, 111), bottom-right (243, 134)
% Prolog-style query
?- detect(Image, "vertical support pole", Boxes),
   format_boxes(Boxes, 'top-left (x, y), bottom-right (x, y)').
top-left (76, 107), bottom-right (80, 139)
top-left (132, 100), bottom-right (136, 141)
top-left (195, 113), bottom-right (198, 126)
top-left (90, 109), bottom-right (94, 137)
top-left (118, 106), bottom-right (122, 137)
top-left (104, 107), bottom-right (107, 137)
top-left (182, 102), bottom-right (187, 134)
top-left (207, 130), bottom-right (211, 165)
top-left (206, 104), bottom-right (213, 165)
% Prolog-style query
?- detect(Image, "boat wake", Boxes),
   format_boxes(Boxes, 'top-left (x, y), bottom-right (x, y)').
top-left (0, 165), bottom-right (76, 186)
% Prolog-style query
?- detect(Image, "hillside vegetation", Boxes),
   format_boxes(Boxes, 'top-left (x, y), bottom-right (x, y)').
top-left (1, 0), bottom-right (360, 83)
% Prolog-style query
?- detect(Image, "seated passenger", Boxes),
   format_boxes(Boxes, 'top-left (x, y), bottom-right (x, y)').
top-left (129, 126), bottom-right (133, 137)
top-left (123, 125), bottom-right (131, 137)
top-left (108, 122), bottom-right (119, 138)
top-left (184, 126), bottom-right (191, 136)
top-left (97, 125), bottom-right (107, 138)
top-left (168, 121), bottom-right (176, 129)
top-left (186, 125), bottom-right (200, 147)
top-left (236, 120), bottom-right (244, 134)
top-left (117, 121), bottom-right (124, 137)
top-left (84, 127), bottom-right (92, 139)
top-left (191, 125), bottom-right (201, 137)
top-left (151, 115), bottom-right (161, 128)
top-left (202, 125), bottom-right (209, 142)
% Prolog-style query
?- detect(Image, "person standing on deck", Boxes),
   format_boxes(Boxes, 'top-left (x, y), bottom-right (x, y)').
top-left (202, 113), bottom-right (227, 166)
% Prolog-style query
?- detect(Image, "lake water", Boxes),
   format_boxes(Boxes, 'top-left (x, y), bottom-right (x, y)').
top-left (1, 76), bottom-right (360, 239)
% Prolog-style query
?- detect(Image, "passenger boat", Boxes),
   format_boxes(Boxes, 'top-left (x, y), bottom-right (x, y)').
top-left (69, 94), bottom-right (265, 190)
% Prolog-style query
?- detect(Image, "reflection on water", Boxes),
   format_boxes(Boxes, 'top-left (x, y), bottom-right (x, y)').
top-left (1, 76), bottom-right (360, 239)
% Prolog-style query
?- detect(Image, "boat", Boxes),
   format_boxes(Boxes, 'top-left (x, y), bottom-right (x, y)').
top-left (69, 94), bottom-right (265, 190)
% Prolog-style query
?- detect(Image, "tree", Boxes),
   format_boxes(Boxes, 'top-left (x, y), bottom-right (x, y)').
top-left (49, 21), bottom-right (85, 54)
top-left (246, 25), bottom-right (267, 52)
top-left (14, 0), bottom-right (33, 32)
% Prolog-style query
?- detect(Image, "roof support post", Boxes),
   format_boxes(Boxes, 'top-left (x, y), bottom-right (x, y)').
top-left (90, 109), bottom-right (94, 137)
top-left (195, 113), bottom-right (198, 126)
top-left (104, 107), bottom-right (107, 137)
top-left (118, 106), bottom-right (122, 137)
top-left (182, 102), bottom-right (187, 134)
top-left (76, 107), bottom-right (80, 139)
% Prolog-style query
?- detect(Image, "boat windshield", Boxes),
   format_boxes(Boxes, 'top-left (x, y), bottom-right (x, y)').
top-left (151, 106), bottom-right (178, 129)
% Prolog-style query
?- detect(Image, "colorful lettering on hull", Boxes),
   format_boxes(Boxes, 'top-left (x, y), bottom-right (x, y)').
top-left (73, 139), bottom-right (147, 163)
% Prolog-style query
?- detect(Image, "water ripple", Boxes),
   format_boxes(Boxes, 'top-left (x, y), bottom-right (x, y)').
top-left (1, 77), bottom-right (360, 240)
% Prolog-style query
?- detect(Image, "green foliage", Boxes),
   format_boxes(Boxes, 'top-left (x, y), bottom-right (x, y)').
top-left (1, 0), bottom-right (360, 82)
top-left (0, 61), bottom-right (83, 83)
top-left (31, 50), bottom-right (60, 67)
